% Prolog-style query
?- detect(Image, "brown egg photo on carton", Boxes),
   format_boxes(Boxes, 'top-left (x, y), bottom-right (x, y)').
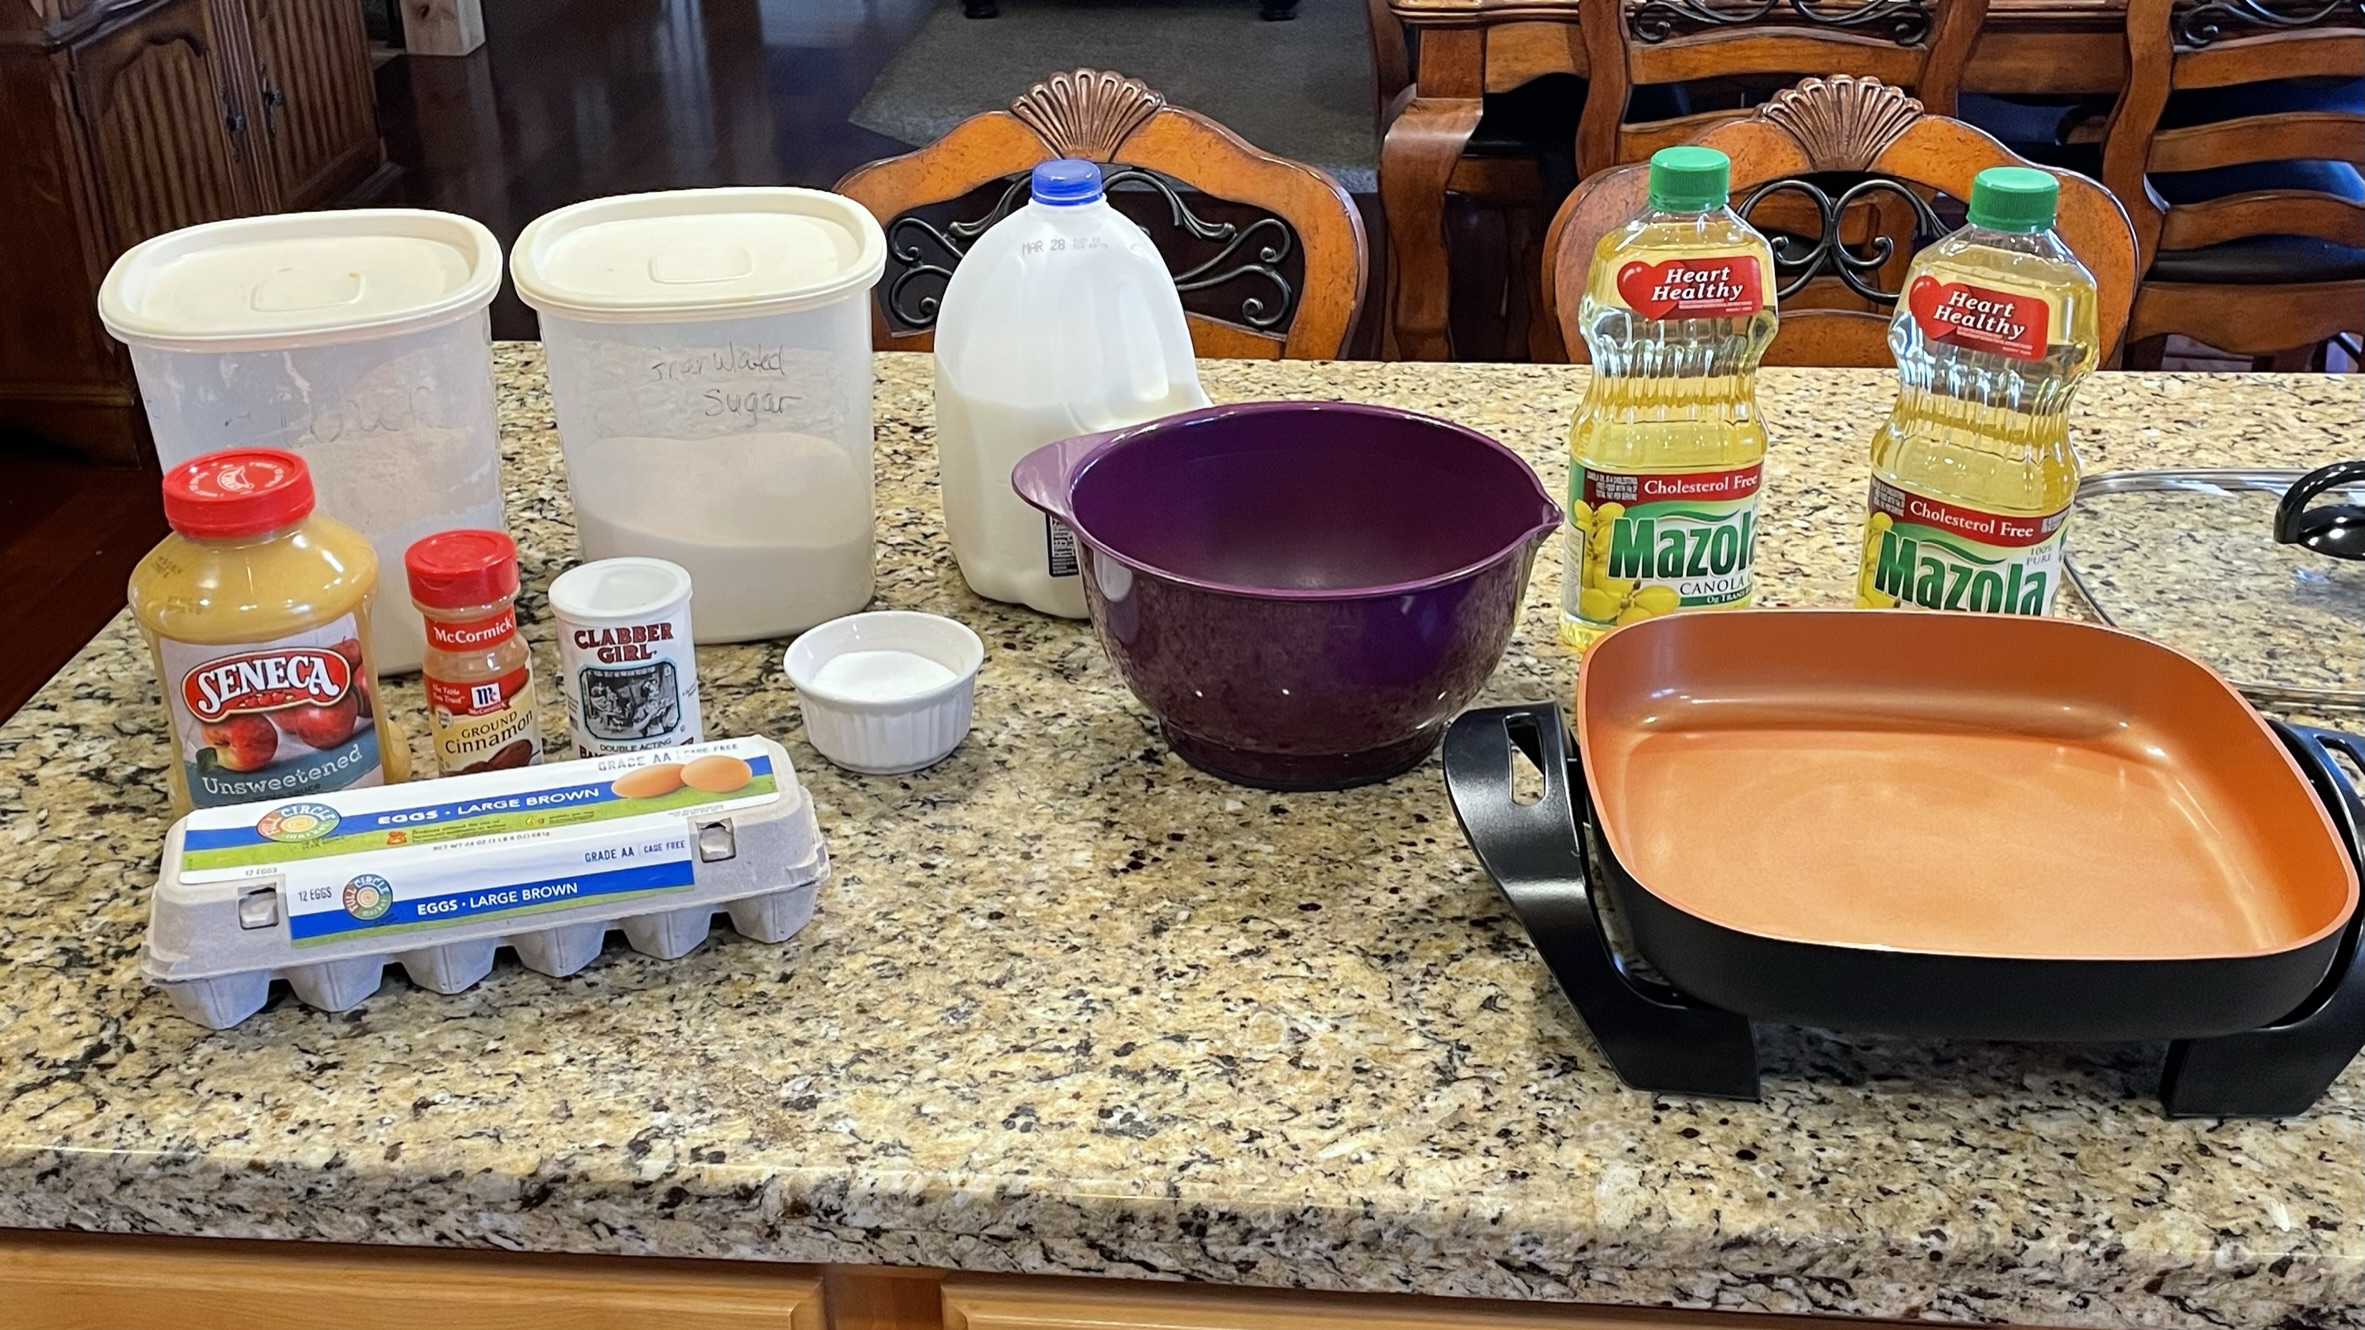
top-left (607, 754), bottom-right (754, 799)
top-left (609, 762), bottom-right (685, 799)
top-left (683, 754), bottom-right (754, 793)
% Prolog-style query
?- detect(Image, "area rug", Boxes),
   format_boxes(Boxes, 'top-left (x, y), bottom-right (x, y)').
top-left (850, 0), bottom-right (1381, 192)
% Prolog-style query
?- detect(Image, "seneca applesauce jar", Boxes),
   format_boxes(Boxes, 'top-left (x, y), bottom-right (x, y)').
top-left (129, 448), bottom-right (409, 816)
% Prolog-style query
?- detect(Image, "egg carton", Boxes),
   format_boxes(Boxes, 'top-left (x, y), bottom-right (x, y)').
top-left (144, 737), bottom-right (827, 1029)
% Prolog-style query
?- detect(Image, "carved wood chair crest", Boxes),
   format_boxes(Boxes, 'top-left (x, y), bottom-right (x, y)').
top-left (833, 67), bottom-right (1366, 360)
top-left (1734, 77), bottom-right (1946, 303)
top-left (1007, 69), bottom-right (1166, 160)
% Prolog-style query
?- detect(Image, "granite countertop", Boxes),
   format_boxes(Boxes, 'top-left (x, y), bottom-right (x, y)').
top-left (3, 348), bottom-right (2360, 1328)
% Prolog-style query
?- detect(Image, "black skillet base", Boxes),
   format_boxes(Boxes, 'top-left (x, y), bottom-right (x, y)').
top-left (1441, 706), bottom-right (2365, 1118)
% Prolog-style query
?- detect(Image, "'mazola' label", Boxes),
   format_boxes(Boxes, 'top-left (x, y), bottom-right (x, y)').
top-left (1568, 463), bottom-right (1762, 628)
top-left (1856, 478), bottom-right (2068, 615)
top-left (1906, 273), bottom-right (2059, 361)
top-left (1612, 253), bottom-right (1765, 320)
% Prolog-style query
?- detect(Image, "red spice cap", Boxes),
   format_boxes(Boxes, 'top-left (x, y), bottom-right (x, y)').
top-left (406, 529), bottom-right (522, 609)
top-left (160, 449), bottom-right (315, 539)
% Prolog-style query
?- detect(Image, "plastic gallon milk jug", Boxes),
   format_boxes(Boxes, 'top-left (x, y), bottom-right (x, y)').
top-left (932, 158), bottom-right (1209, 619)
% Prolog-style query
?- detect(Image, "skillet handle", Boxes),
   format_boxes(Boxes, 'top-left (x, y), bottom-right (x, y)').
top-left (1442, 705), bottom-right (1759, 1099)
top-left (2160, 721), bottom-right (2365, 1117)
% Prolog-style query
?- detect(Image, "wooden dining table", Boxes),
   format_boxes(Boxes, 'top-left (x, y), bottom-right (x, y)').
top-left (1381, 0), bottom-right (2133, 359)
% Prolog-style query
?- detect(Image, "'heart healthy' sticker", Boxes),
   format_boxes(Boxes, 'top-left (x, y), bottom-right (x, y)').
top-left (1613, 255), bottom-right (1764, 320)
top-left (1907, 275), bottom-right (2053, 360)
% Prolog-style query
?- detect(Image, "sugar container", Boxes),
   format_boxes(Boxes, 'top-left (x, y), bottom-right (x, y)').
top-left (512, 188), bottom-right (887, 643)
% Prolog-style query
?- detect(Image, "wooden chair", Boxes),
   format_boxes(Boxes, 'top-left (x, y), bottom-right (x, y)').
top-left (2099, 0), bottom-right (2365, 367)
top-left (1576, 0), bottom-right (1992, 176)
top-left (833, 68), bottom-right (1366, 361)
top-left (1543, 76), bottom-right (2140, 367)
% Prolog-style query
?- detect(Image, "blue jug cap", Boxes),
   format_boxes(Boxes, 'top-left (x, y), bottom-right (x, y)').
top-left (1031, 159), bottom-right (1103, 207)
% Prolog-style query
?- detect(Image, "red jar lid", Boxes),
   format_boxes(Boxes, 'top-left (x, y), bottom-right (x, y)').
top-left (406, 529), bottom-right (521, 608)
top-left (161, 448), bottom-right (315, 539)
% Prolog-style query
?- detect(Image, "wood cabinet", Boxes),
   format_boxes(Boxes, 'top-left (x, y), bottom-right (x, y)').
top-left (0, 1239), bottom-right (2085, 1330)
top-left (938, 1276), bottom-right (1958, 1330)
top-left (70, 0), bottom-right (258, 247)
top-left (2, 1231), bottom-right (826, 1330)
top-left (242, 0), bottom-right (380, 210)
top-left (0, 0), bottom-right (390, 466)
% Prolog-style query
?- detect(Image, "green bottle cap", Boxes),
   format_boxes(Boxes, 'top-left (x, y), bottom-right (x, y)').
top-left (1966, 166), bottom-right (2058, 233)
top-left (1647, 146), bottom-right (1731, 211)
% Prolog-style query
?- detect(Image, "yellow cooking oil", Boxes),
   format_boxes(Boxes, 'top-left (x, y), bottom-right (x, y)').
top-left (1856, 166), bottom-right (2099, 614)
top-left (1561, 145), bottom-right (1777, 653)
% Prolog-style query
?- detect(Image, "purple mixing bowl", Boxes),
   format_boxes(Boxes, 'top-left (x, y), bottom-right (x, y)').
top-left (1012, 401), bottom-right (1562, 790)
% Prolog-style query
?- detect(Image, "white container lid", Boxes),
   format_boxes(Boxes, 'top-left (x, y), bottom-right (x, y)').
top-left (99, 209), bottom-right (502, 353)
top-left (510, 187), bottom-right (887, 324)
top-left (549, 557), bottom-right (694, 626)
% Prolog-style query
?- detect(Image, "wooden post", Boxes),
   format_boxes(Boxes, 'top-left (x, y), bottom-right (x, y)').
top-left (399, 0), bottom-right (486, 57)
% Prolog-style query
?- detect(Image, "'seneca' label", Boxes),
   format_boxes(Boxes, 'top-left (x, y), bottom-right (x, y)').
top-left (1857, 477), bottom-right (2068, 615)
top-left (1906, 274), bottom-right (2057, 361)
top-left (156, 617), bottom-right (388, 807)
top-left (1569, 463), bottom-right (1762, 626)
top-left (1612, 253), bottom-right (1766, 320)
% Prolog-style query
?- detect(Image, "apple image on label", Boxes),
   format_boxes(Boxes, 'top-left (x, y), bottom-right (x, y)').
top-left (201, 714), bottom-right (280, 771)
top-left (275, 691), bottom-right (360, 749)
top-left (327, 637), bottom-right (372, 718)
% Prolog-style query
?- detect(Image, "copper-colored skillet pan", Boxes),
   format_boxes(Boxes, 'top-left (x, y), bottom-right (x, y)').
top-left (1445, 611), bottom-right (2365, 1116)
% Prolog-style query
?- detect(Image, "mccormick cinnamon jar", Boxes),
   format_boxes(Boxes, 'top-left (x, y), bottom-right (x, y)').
top-left (406, 530), bottom-right (542, 776)
top-left (129, 449), bottom-right (409, 816)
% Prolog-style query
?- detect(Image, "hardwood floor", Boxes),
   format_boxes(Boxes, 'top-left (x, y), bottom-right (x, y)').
top-left (374, 0), bottom-right (939, 340)
top-left (0, 437), bottom-right (167, 721)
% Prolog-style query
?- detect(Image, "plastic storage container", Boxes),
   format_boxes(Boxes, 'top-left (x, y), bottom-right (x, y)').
top-left (99, 210), bottom-right (509, 676)
top-left (512, 188), bottom-right (888, 643)
top-left (932, 159), bottom-right (1209, 619)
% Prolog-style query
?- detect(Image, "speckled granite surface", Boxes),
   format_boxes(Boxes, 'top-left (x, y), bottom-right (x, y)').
top-left (2, 349), bottom-right (2360, 1328)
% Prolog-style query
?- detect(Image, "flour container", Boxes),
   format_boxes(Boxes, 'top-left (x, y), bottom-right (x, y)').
top-left (99, 210), bottom-right (509, 676)
top-left (512, 188), bottom-right (887, 643)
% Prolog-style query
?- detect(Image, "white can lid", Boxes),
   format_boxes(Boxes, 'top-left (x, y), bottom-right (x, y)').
top-left (549, 557), bottom-right (695, 627)
top-left (98, 209), bottom-right (502, 353)
top-left (511, 187), bottom-right (887, 324)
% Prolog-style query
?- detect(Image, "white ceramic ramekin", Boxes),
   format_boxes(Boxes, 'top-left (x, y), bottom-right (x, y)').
top-left (784, 611), bottom-right (984, 774)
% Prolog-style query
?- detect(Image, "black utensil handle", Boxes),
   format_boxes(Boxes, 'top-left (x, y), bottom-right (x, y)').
top-left (1442, 705), bottom-right (1759, 1099)
top-left (2273, 460), bottom-right (2365, 547)
top-left (2161, 721), bottom-right (2365, 1117)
